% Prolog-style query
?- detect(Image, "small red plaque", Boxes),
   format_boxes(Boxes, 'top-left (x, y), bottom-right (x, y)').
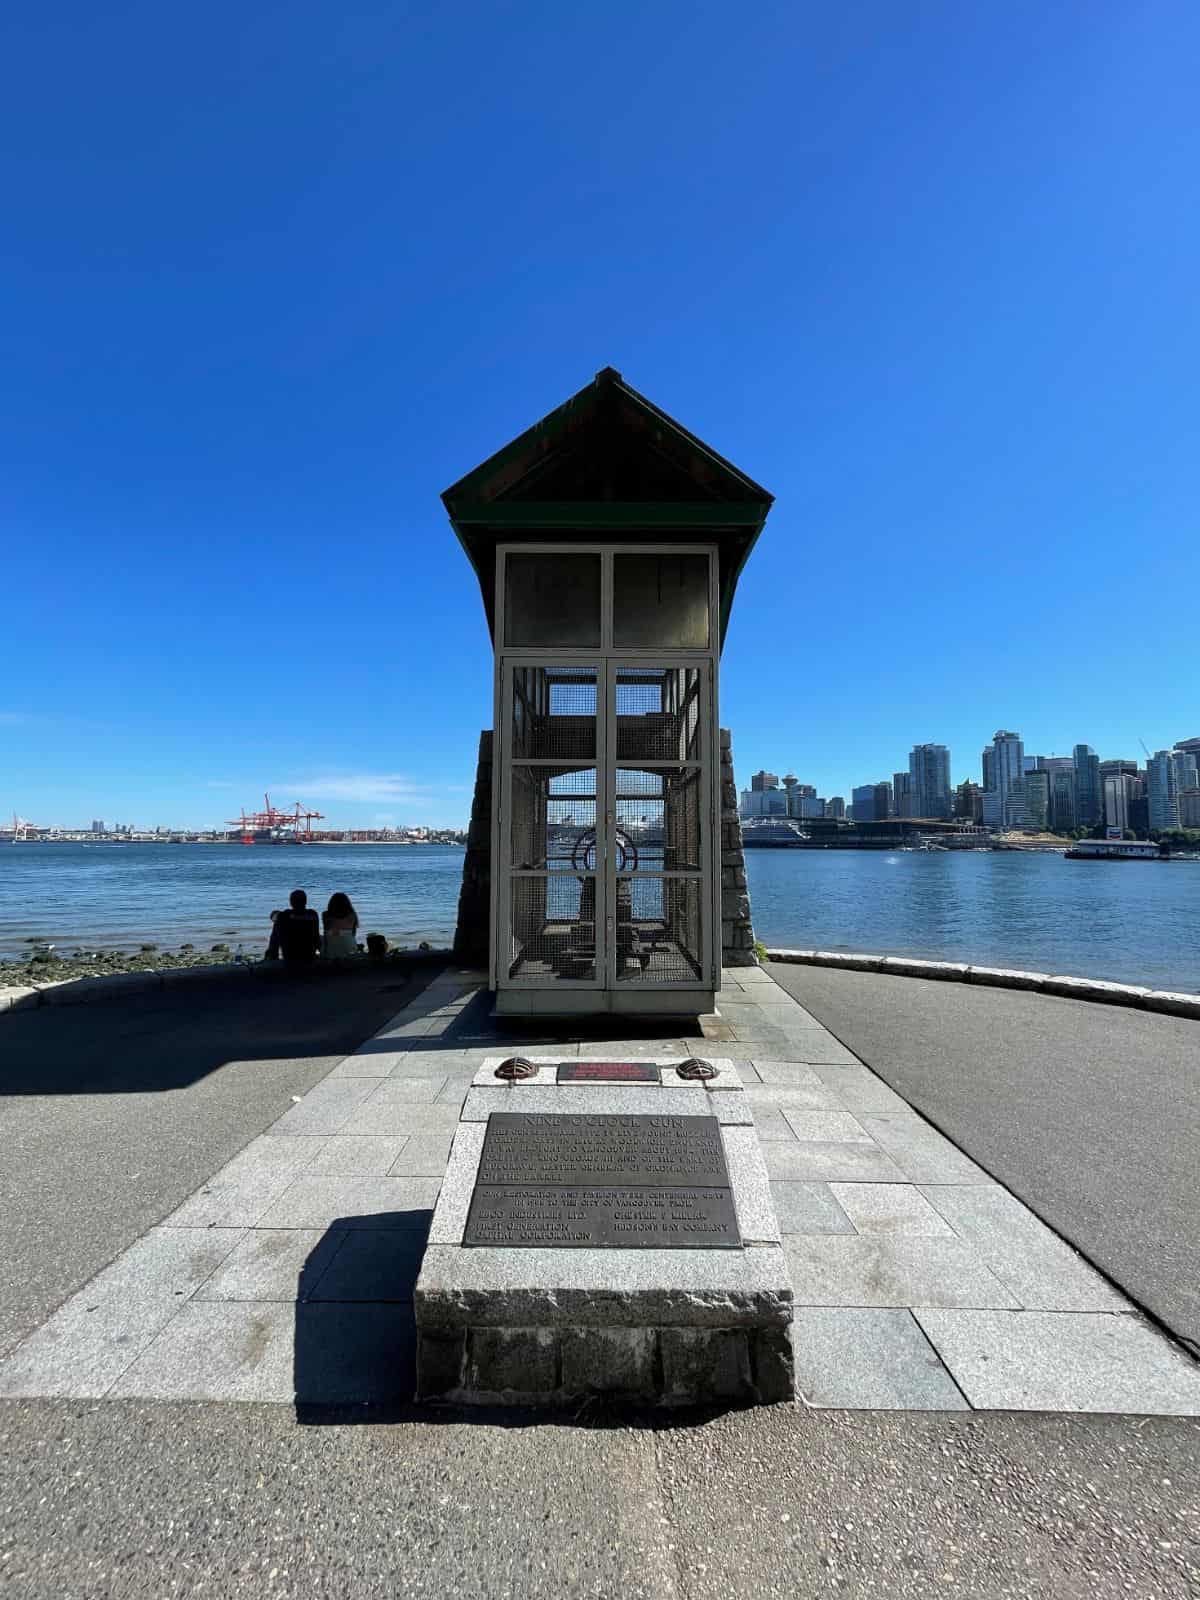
top-left (556, 1061), bottom-right (661, 1084)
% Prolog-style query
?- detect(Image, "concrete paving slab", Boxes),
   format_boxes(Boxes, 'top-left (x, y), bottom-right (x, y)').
top-left (803, 1063), bottom-right (916, 1115)
top-left (255, 1175), bottom-right (440, 1230)
top-left (793, 1307), bottom-right (968, 1409)
top-left (308, 1228), bottom-right (428, 1302)
top-left (108, 1301), bottom-right (297, 1401)
top-left (764, 1140), bottom-right (909, 1183)
top-left (196, 1229), bottom-right (342, 1302)
top-left (751, 1061), bottom-right (832, 1088)
top-left (780, 1109), bottom-right (872, 1143)
top-left (425, 1123), bottom-right (487, 1245)
top-left (355, 1076), bottom-right (449, 1104)
top-left (0, 1294), bottom-right (181, 1398)
top-left (915, 1309), bottom-right (1200, 1414)
top-left (778, 1039), bottom-right (861, 1065)
top-left (785, 1236), bottom-right (1021, 1309)
top-left (163, 1137), bottom-right (325, 1227)
top-left (339, 1100), bottom-right (462, 1137)
top-left (920, 1185), bottom-right (1128, 1311)
top-left (268, 1078), bottom-right (380, 1136)
top-left (83, 1226), bottom-right (246, 1303)
top-left (307, 1136), bottom-right (410, 1175)
top-left (389, 1133), bottom-right (455, 1176)
top-left (743, 1082), bottom-right (843, 1111)
top-left (859, 1114), bottom-right (993, 1183)
top-left (769, 1181), bottom-right (856, 1235)
top-left (748, 1105), bottom-right (801, 1140)
top-left (830, 1183), bottom-right (958, 1238)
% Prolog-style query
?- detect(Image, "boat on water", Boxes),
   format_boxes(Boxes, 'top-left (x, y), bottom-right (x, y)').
top-left (1064, 839), bottom-right (1163, 861)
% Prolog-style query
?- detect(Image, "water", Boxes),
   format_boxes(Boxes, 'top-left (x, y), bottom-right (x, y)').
top-left (0, 844), bottom-right (464, 960)
top-left (1, 843), bottom-right (1196, 994)
top-left (746, 849), bottom-right (1199, 994)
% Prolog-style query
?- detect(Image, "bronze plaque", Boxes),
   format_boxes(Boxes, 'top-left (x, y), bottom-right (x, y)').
top-left (557, 1061), bottom-right (661, 1084)
top-left (463, 1113), bottom-right (741, 1249)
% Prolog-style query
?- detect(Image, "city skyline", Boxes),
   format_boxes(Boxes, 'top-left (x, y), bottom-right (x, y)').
top-left (741, 729), bottom-right (1200, 834)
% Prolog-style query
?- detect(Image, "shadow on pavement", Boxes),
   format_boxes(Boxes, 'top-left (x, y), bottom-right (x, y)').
top-left (0, 963), bottom-right (443, 1097)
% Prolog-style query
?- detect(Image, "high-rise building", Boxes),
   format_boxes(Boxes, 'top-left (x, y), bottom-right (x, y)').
top-left (1103, 774), bottom-right (1138, 834)
top-left (1073, 744), bottom-right (1102, 827)
top-left (1099, 759), bottom-right (1139, 780)
top-left (851, 783), bottom-right (891, 823)
top-left (740, 788), bottom-right (787, 819)
top-left (750, 771), bottom-right (779, 793)
top-left (825, 796), bottom-right (845, 820)
top-left (1179, 790), bottom-right (1200, 829)
top-left (909, 743), bottom-right (952, 820)
top-left (982, 731), bottom-right (1024, 829)
top-left (892, 771), bottom-right (912, 818)
top-left (795, 796), bottom-right (825, 819)
top-left (955, 780), bottom-right (984, 822)
top-left (1021, 770), bottom-right (1050, 831)
top-left (1147, 750), bottom-right (1179, 830)
top-left (981, 746), bottom-right (996, 793)
top-left (1172, 750), bottom-right (1200, 792)
top-left (90, 819), bottom-right (104, 833)
top-left (1174, 736), bottom-right (1200, 759)
top-left (1049, 769), bottom-right (1076, 832)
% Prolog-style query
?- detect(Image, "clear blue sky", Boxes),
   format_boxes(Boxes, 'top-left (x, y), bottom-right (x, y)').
top-left (3, 2), bottom-right (1197, 827)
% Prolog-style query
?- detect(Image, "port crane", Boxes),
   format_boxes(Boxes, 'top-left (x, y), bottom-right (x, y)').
top-left (227, 794), bottom-right (325, 843)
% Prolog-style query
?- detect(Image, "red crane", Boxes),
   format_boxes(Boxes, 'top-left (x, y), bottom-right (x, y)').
top-left (227, 794), bottom-right (325, 843)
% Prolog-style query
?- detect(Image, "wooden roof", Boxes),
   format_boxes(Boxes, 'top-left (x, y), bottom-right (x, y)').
top-left (441, 367), bottom-right (773, 647)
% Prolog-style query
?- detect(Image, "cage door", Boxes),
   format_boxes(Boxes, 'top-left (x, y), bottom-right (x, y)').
top-left (500, 663), bottom-right (606, 987)
top-left (605, 663), bottom-right (713, 988)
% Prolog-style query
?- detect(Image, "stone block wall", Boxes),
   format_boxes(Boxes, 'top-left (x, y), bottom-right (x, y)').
top-left (452, 730), bottom-right (492, 965)
top-left (720, 727), bottom-right (758, 967)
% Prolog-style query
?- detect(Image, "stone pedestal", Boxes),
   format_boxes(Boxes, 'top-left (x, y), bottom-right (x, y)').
top-left (414, 1058), bottom-right (793, 1406)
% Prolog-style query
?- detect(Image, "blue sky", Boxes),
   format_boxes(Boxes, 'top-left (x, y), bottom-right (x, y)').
top-left (2, 2), bottom-right (1197, 828)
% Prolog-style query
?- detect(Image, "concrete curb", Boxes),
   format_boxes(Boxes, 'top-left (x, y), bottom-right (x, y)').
top-left (764, 949), bottom-right (1200, 1019)
top-left (0, 949), bottom-right (455, 1017)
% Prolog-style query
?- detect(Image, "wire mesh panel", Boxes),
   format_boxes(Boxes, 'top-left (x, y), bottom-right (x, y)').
top-left (615, 768), bottom-right (703, 873)
top-left (613, 876), bottom-right (704, 984)
top-left (615, 668), bottom-right (701, 762)
top-left (510, 767), bottom-right (598, 871)
top-left (511, 667), bottom-right (598, 761)
top-left (508, 875), bottom-right (598, 982)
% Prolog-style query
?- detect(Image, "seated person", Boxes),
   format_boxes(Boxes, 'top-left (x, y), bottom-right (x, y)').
top-left (266, 889), bottom-right (321, 964)
top-left (322, 891), bottom-right (359, 958)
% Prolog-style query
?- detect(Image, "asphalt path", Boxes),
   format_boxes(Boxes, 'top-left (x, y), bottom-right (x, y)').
top-left (0, 966), bottom-right (434, 1357)
top-left (767, 962), bottom-right (1200, 1352)
top-left (1, 1399), bottom-right (1196, 1598)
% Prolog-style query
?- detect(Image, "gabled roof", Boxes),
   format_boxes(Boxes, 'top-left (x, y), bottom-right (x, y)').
top-left (441, 367), bottom-right (773, 647)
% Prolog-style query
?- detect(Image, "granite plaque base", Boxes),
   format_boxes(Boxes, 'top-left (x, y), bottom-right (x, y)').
top-left (414, 1059), bottom-right (794, 1407)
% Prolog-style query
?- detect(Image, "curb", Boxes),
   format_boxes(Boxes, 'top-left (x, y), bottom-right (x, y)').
top-left (763, 949), bottom-right (1200, 1019)
top-left (0, 949), bottom-right (455, 1017)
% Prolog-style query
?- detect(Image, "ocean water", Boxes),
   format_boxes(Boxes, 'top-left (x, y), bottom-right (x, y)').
top-left (0, 842), bottom-right (1196, 993)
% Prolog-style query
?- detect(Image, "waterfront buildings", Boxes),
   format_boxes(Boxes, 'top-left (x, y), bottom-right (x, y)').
top-left (851, 782), bottom-right (892, 823)
top-left (955, 780), bottom-right (984, 822)
top-left (1021, 769), bottom-right (1051, 832)
top-left (892, 771), bottom-right (912, 818)
top-left (909, 743), bottom-right (952, 820)
top-left (982, 730), bottom-right (1025, 829)
top-left (1073, 744), bottom-right (1102, 828)
top-left (1103, 773), bottom-right (1138, 834)
top-left (825, 796), bottom-right (845, 820)
top-left (750, 770), bottom-right (779, 793)
top-left (1147, 750), bottom-right (1178, 830)
top-left (1180, 790), bottom-right (1200, 829)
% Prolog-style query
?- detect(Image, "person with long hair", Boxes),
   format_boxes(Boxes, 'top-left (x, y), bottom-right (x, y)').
top-left (322, 891), bottom-right (359, 958)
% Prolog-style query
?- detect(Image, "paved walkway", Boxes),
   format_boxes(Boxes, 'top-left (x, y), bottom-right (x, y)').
top-left (767, 960), bottom-right (1200, 1354)
top-left (4, 964), bottom-right (1199, 1415)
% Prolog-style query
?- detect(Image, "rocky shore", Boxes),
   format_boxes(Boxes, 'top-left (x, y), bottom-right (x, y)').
top-left (1, 937), bottom-right (440, 987)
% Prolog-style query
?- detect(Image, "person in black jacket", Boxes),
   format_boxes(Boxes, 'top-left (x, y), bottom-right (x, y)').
top-left (266, 889), bottom-right (321, 965)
